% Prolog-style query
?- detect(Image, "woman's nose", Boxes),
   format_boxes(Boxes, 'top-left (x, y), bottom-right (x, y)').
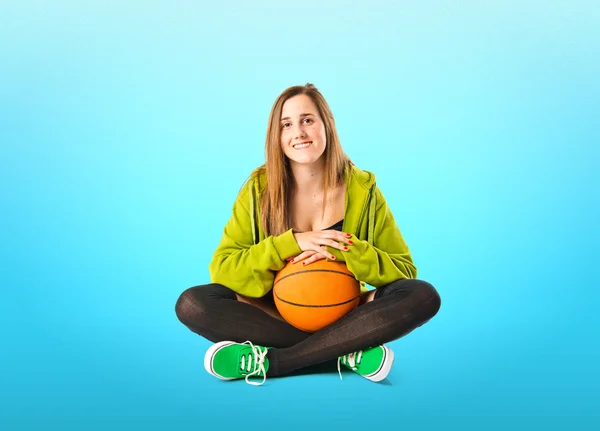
top-left (294, 124), bottom-right (307, 138)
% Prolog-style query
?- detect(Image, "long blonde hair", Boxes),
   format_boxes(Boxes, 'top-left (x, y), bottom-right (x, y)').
top-left (249, 83), bottom-right (353, 237)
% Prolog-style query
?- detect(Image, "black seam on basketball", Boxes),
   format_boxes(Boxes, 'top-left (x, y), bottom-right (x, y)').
top-left (274, 269), bottom-right (357, 286)
top-left (273, 292), bottom-right (361, 308)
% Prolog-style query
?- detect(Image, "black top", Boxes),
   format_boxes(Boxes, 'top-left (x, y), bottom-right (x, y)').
top-left (325, 219), bottom-right (344, 231)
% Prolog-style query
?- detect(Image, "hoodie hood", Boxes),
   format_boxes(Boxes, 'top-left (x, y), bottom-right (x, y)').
top-left (345, 165), bottom-right (378, 245)
top-left (248, 164), bottom-right (378, 245)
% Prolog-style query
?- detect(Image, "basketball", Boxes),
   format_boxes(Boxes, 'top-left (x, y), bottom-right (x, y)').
top-left (273, 259), bottom-right (361, 332)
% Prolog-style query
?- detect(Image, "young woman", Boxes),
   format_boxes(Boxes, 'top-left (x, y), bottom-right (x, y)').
top-left (175, 83), bottom-right (441, 386)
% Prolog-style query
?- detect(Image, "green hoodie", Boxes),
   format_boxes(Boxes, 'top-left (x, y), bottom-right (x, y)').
top-left (209, 165), bottom-right (417, 298)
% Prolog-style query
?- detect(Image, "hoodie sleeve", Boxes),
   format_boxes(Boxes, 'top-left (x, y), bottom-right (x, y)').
top-left (328, 185), bottom-right (418, 287)
top-left (208, 180), bottom-right (302, 298)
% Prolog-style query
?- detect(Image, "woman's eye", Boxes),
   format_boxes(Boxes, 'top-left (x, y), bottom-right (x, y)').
top-left (282, 122), bottom-right (291, 128)
top-left (303, 118), bottom-right (313, 124)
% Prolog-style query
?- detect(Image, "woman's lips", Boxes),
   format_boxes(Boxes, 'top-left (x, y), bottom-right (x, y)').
top-left (293, 141), bottom-right (312, 149)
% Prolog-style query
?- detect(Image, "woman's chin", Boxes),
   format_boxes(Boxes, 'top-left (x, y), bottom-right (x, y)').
top-left (287, 152), bottom-right (326, 166)
top-left (289, 157), bottom-right (323, 166)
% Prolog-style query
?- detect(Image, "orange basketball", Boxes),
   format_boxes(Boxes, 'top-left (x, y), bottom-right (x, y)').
top-left (273, 259), bottom-right (361, 333)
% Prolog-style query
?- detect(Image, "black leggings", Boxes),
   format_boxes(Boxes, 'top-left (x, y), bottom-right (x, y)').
top-left (175, 279), bottom-right (441, 377)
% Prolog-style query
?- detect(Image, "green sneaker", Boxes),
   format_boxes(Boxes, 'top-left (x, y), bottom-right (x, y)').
top-left (337, 345), bottom-right (394, 382)
top-left (204, 340), bottom-right (270, 386)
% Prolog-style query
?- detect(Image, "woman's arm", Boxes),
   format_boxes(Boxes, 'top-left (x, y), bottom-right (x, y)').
top-left (329, 185), bottom-right (418, 287)
top-left (208, 181), bottom-right (302, 298)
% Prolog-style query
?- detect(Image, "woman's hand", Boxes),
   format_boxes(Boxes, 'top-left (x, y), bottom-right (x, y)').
top-left (290, 229), bottom-right (353, 265)
top-left (287, 249), bottom-right (327, 266)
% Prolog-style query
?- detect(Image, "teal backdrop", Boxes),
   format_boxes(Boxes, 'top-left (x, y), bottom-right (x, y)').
top-left (1, 1), bottom-right (598, 430)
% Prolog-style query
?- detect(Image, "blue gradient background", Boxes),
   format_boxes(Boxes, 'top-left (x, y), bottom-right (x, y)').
top-left (1, 1), bottom-right (598, 430)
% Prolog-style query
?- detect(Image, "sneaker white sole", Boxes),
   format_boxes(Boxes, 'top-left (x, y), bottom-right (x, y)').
top-left (364, 345), bottom-right (394, 382)
top-left (204, 340), bottom-right (237, 380)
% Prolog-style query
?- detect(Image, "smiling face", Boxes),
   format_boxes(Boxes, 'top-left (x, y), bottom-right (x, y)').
top-left (280, 94), bottom-right (327, 166)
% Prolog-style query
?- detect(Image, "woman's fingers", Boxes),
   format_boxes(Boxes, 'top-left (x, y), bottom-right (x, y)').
top-left (291, 230), bottom-right (354, 256)
top-left (288, 250), bottom-right (315, 263)
top-left (316, 232), bottom-right (352, 253)
top-left (321, 238), bottom-right (350, 251)
top-left (290, 250), bottom-right (323, 265)
top-left (323, 230), bottom-right (353, 245)
top-left (301, 251), bottom-right (327, 266)
top-left (288, 238), bottom-right (351, 265)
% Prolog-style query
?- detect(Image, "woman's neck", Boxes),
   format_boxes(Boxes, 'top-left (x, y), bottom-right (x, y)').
top-left (290, 160), bottom-right (326, 195)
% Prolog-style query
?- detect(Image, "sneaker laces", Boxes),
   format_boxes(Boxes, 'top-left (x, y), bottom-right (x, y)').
top-left (337, 350), bottom-right (363, 380)
top-left (240, 341), bottom-right (268, 386)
